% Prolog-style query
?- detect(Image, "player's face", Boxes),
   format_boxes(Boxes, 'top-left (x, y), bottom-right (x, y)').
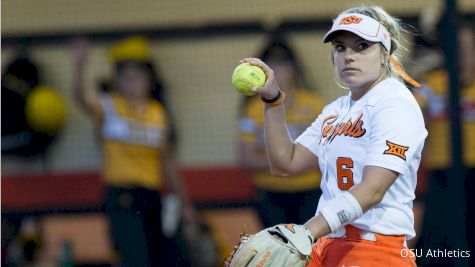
top-left (332, 32), bottom-right (386, 95)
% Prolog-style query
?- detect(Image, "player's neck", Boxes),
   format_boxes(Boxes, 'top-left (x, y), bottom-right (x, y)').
top-left (350, 75), bottom-right (386, 101)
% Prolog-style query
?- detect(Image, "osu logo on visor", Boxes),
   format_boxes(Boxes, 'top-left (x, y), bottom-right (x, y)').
top-left (340, 16), bottom-right (363, 25)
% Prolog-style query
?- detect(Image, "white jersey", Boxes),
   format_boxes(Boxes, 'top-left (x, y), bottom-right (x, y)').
top-left (295, 77), bottom-right (427, 239)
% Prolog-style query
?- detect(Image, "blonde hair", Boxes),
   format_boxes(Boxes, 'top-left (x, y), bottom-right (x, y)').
top-left (334, 5), bottom-right (412, 84)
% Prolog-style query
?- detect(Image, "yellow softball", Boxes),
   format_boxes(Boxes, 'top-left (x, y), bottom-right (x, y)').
top-left (231, 63), bottom-right (266, 96)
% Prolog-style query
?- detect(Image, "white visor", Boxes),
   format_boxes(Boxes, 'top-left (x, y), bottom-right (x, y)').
top-left (323, 13), bottom-right (391, 52)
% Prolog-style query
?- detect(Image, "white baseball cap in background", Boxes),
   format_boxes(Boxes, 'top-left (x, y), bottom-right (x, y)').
top-left (323, 13), bottom-right (392, 52)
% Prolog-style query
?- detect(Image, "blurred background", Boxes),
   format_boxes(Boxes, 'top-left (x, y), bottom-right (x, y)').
top-left (2, 0), bottom-right (475, 266)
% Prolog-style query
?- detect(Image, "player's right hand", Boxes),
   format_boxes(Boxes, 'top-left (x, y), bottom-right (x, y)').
top-left (240, 58), bottom-right (281, 101)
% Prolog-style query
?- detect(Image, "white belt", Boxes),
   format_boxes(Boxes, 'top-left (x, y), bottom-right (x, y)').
top-left (327, 227), bottom-right (377, 241)
top-left (326, 226), bottom-right (408, 248)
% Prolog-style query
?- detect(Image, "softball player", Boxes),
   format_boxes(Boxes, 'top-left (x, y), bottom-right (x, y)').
top-left (235, 5), bottom-right (427, 266)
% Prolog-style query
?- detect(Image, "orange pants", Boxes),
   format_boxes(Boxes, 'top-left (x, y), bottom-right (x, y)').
top-left (306, 225), bottom-right (416, 267)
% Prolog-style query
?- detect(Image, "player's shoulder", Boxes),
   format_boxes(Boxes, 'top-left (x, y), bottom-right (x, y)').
top-left (367, 78), bottom-right (425, 122)
top-left (371, 78), bottom-right (419, 107)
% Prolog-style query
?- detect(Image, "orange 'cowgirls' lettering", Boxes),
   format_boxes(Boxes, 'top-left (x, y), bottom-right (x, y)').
top-left (384, 140), bottom-right (409, 160)
top-left (321, 113), bottom-right (366, 144)
top-left (340, 16), bottom-right (363, 25)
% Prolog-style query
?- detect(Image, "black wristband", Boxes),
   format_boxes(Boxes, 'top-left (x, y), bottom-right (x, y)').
top-left (261, 90), bottom-right (281, 103)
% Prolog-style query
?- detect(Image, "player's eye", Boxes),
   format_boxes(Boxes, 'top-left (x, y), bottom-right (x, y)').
top-left (357, 42), bottom-right (370, 51)
top-left (334, 44), bottom-right (345, 52)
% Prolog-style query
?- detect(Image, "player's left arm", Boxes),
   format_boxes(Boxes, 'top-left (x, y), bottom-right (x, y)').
top-left (229, 167), bottom-right (398, 248)
top-left (350, 165), bottom-right (398, 211)
top-left (304, 166), bottom-right (397, 239)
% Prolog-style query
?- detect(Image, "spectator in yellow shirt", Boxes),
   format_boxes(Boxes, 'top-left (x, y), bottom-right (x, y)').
top-left (71, 36), bottom-right (194, 267)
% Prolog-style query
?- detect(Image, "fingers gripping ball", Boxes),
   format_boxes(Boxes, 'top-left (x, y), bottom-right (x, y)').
top-left (231, 63), bottom-right (266, 96)
top-left (25, 85), bottom-right (67, 135)
top-left (225, 224), bottom-right (314, 267)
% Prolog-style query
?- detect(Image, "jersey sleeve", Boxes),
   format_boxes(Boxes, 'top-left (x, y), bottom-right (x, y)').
top-left (295, 113), bottom-right (324, 158)
top-left (365, 97), bottom-right (427, 174)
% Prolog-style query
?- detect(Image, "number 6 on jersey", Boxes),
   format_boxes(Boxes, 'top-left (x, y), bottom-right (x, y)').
top-left (337, 157), bottom-right (354, 190)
